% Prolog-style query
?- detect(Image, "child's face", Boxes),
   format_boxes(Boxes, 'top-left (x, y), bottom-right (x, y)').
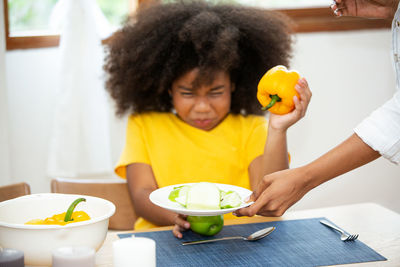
top-left (171, 68), bottom-right (233, 131)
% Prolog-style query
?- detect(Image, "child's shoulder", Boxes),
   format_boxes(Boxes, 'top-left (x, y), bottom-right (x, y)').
top-left (228, 114), bottom-right (267, 127)
top-left (126, 112), bottom-right (175, 127)
top-left (128, 112), bottom-right (173, 121)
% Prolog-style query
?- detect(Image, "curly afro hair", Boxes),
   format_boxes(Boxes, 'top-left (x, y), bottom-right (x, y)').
top-left (104, 0), bottom-right (293, 116)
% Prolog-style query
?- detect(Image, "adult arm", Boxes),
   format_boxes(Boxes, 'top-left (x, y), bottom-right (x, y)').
top-left (236, 133), bottom-right (380, 217)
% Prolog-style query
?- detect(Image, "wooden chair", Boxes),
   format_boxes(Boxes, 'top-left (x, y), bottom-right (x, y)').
top-left (51, 177), bottom-right (137, 230)
top-left (0, 182), bottom-right (31, 202)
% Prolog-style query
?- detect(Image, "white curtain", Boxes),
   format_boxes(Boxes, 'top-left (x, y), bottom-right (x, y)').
top-left (47, 0), bottom-right (113, 178)
top-left (0, 0), bottom-right (11, 184)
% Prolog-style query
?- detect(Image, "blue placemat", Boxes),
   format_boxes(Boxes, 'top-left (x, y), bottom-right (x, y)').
top-left (118, 217), bottom-right (386, 266)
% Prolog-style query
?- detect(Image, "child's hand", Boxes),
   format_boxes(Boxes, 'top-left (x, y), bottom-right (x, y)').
top-left (172, 214), bottom-right (190, 238)
top-left (268, 78), bottom-right (311, 131)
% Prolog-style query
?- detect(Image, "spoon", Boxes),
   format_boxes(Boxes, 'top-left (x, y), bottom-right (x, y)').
top-left (181, 226), bottom-right (275, 245)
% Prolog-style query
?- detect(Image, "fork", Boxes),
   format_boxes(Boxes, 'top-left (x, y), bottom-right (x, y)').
top-left (320, 219), bottom-right (359, 241)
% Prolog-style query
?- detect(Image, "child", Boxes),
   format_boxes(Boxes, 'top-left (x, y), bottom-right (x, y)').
top-left (104, 0), bottom-right (311, 238)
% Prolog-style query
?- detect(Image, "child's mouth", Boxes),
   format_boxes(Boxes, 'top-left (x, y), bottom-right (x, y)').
top-left (193, 119), bottom-right (213, 129)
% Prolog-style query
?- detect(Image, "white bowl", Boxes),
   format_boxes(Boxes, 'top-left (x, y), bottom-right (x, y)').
top-left (0, 193), bottom-right (115, 266)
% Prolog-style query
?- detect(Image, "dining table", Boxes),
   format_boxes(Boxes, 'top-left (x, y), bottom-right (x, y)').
top-left (95, 202), bottom-right (400, 266)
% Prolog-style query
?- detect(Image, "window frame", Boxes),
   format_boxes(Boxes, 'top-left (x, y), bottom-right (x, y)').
top-left (3, 0), bottom-right (392, 50)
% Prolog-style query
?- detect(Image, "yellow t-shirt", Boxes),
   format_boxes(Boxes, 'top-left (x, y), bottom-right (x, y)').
top-left (115, 112), bottom-right (268, 229)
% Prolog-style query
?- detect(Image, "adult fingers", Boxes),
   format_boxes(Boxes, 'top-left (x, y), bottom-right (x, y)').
top-left (238, 192), bottom-right (290, 218)
top-left (234, 177), bottom-right (273, 217)
top-left (256, 206), bottom-right (286, 217)
top-left (234, 186), bottom-right (274, 217)
top-left (331, 0), bottom-right (347, 16)
top-left (233, 192), bottom-right (258, 217)
top-left (255, 198), bottom-right (291, 217)
top-left (257, 193), bottom-right (303, 217)
top-left (251, 175), bottom-right (273, 201)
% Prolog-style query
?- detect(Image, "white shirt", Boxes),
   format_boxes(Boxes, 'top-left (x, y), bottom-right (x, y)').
top-left (354, 5), bottom-right (400, 164)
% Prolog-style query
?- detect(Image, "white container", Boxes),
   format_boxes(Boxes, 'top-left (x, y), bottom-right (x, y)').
top-left (0, 193), bottom-right (115, 266)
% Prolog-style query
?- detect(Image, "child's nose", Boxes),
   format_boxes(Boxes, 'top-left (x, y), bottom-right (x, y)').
top-left (193, 97), bottom-right (211, 112)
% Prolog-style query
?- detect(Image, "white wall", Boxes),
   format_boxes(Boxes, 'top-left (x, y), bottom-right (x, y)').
top-left (4, 47), bottom-right (126, 192)
top-left (2, 28), bottom-right (399, 213)
top-left (288, 30), bottom-right (399, 212)
top-left (0, 0), bottom-right (10, 183)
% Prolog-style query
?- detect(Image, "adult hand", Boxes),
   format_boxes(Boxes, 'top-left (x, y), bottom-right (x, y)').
top-left (172, 214), bottom-right (190, 238)
top-left (234, 167), bottom-right (313, 217)
top-left (268, 78), bottom-right (312, 131)
top-left (331, 0), bottom-right (398, 19)
top-left (236, 133), bottom-right (382, 217)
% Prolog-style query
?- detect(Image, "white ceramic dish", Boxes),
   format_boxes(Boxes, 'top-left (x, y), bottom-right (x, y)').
top-left (0, 193), bottom-right (115, 266)
top-left (149, 183), bottom-right (253, 216)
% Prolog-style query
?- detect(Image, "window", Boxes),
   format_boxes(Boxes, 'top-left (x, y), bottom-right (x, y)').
top-left (3, 0), bottom-right (391, 50)
top-left (4, 0), bottom-right (135, 49)
top-left (7, 0), bottom-right (59, 36)
top-left (7, 0), bottom-right (132, 36)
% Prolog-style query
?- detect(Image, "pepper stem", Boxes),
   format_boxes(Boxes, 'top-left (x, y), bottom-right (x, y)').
top-left (64, 198), bottom-right (86, 222)
top-left (262, 94), bottom-right (281, 111)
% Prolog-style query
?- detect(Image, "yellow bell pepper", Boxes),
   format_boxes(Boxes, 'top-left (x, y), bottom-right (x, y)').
top-left (25, 198), bottom-right (90, 225)
top-left (257, 65), bottom-right (300, 115)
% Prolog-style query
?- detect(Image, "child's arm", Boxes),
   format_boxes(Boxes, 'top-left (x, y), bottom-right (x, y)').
top-left (126, 163), bottom-right (189, 237)
top-left (249, 78), bottom-right (312, 189)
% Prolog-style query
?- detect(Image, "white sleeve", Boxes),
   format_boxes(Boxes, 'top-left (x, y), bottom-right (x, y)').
top-left (354, 91), bottom-right (400, 164)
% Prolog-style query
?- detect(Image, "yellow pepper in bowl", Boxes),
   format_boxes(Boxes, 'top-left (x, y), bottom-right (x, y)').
top-left (257, 65), bottom-right (300, 115)
top-left (25, 198), bottom-right (90, 225)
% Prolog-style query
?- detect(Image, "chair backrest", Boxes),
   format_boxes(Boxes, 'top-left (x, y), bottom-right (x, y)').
top-left (0, 182), bottom-right (31, 202)
top-left (51, 177), bottom-right (137, 230)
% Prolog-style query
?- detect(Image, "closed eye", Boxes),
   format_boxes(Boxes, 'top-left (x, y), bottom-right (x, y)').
top-left (209, 86), bottom-right (225, 97)
top-left (176, 86), bottom-right (194, 97)
top-left (209, 91), bottom-right (224, 97)
top-left (180, 91), bottom-right (194, 97)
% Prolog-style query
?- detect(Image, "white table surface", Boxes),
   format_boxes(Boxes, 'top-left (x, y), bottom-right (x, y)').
top-left (96, 202), bottom-right (400, 266)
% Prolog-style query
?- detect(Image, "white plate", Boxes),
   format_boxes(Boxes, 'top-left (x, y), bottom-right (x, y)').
top-left (149, 183), bottom-right (254, 216)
